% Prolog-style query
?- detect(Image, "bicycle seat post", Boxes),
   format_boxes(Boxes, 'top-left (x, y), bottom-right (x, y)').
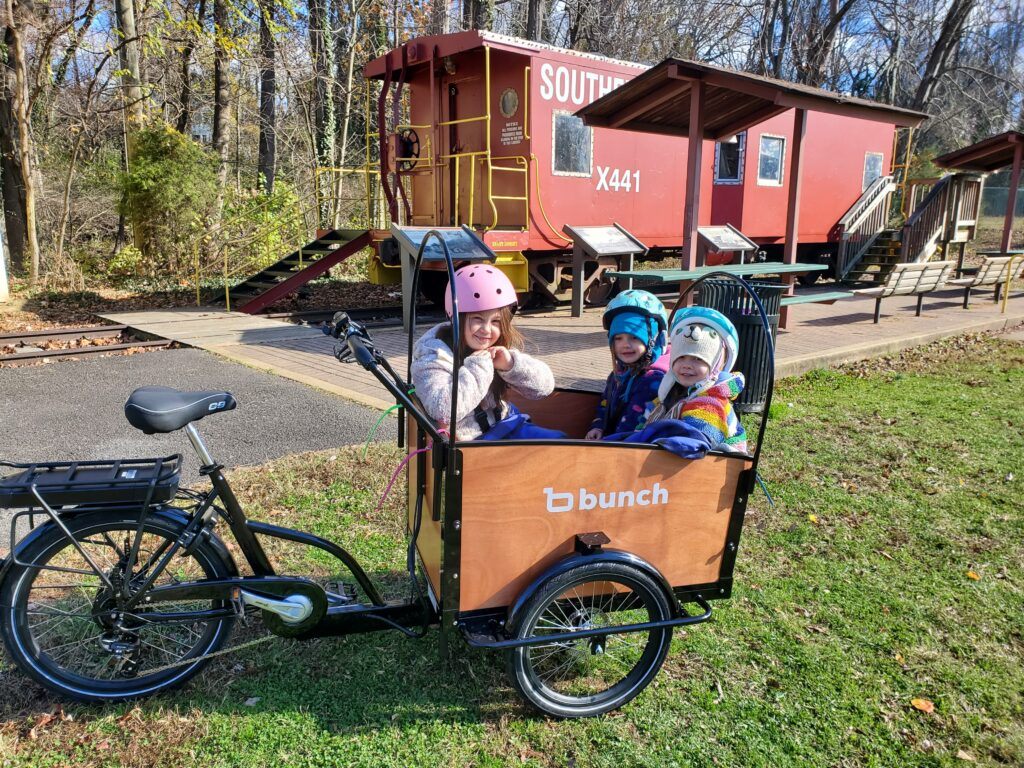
top-left (184, 423), bottom-right (216, 467)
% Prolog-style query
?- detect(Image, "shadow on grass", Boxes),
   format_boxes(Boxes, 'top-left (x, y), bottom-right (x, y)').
top-left (0, 566), bottom-right (528, 731)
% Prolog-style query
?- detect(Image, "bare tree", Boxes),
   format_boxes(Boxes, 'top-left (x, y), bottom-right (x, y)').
top-left (1, 0), bottom-right (40, 279)
top-left (258, 0), bottom-right (277, 193)
top-left (176, 0), bottom-right (208, 134)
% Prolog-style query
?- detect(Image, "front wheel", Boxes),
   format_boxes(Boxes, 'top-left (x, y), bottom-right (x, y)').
top-left (0, 510), bottom-right (236, 702)
top-left (505, 561), bottom-right (673, 718)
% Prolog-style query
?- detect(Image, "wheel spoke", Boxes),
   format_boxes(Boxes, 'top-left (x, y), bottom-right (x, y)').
top-left (9, 520), bottom-right (231, 695)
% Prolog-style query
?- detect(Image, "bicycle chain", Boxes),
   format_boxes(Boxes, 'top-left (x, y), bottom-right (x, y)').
top-left (136, 630), bottom-right (277, 676)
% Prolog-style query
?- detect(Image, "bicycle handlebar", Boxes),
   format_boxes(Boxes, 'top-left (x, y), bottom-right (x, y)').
top-left (323, 312), bottom-right (376, 369)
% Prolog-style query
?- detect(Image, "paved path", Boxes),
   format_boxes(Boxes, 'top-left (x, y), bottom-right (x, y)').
top-left (101, 286), bottom-right (1024, 410)
top-left (0, 347), bottom-right (396, 479)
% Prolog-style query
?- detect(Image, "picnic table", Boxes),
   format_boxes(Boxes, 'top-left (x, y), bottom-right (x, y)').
top-left (596, 262), bottom-right (842, 327)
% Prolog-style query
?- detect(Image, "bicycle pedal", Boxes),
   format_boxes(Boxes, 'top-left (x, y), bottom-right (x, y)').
top-left (229, 586), bottom-right (247, 621)
top-left (325, 581), bottom-right (357, 605)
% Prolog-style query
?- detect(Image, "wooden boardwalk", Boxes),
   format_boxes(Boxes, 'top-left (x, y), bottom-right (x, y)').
top-left (101, 288), bottom-right (1024, 410)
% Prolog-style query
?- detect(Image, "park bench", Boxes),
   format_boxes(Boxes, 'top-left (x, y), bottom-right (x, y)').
top-left (852, 260), bottom-right (955, 323)
top-left (946, 255), bottom-right (1024, 308)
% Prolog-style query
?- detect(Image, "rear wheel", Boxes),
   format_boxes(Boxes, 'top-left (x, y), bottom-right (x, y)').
top-left (0, 510), bottom-right (236, 702)
top-left (505, 561), bottom-right (673, 718)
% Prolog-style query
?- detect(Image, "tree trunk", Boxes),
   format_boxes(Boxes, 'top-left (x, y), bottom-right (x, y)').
top-left (212, 0), bottom-right (230, 212)
top-left (258, 0), bottom-right (276, 194)
top-left (525, 0), bottom-right (544, 41)
top-left (912, 0), bottom-right (976, 110)
top-left (176, 0), bottom-right (208, 135)
top-left (114, 0), bottom-right (145, 124)
top-left (1, 9), bottom-right (40, 280)
top-left (1, 28), bottom-right (27, 274)
top-left (310, 0), bottom-right (334, 172)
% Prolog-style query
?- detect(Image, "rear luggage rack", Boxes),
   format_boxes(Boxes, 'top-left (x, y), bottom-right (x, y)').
top-left (0, 455), bottom-right (182, 509)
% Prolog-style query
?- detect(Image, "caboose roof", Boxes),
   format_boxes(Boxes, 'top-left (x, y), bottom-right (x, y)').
top-left (575, 59), bottom-right (927, 138)
top-left (934, 131), bottom-right (1024, 172)
top-left (365, 30), bottom-right (649, 79)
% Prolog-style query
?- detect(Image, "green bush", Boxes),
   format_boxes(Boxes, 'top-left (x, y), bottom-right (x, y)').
top-left (219, 182), bottom-right (305, 276)
top-left (120, 123), bottom-right (218, 276)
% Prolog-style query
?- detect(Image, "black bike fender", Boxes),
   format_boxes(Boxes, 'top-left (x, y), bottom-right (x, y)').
top-left (0, 505), bottom-right (238, 583)
top-left (505, 549), bottom-right (678, 627)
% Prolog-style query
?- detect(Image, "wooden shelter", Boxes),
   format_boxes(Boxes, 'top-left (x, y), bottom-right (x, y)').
top-left (935, 131), bottom-right (1024, 254)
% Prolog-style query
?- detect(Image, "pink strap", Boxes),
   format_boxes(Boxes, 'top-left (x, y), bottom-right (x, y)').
top-left (375, 428), bottom-right (449, 514)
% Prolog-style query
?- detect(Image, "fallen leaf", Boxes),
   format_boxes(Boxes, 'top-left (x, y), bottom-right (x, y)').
top-left (895, 652), bottom-right (905, 664)
top-left (956, 749), bottom-right (976, 762)
top-left (911, 698), bottom-right (935, 713)
top-left (808, 514), bottom-right (819, 524)
top-left (966, 571), bottom-right (980, 581)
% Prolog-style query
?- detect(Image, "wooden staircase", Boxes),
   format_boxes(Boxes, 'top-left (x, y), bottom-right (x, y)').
top-left (842, 229), bottom-right (902, 284)
top-left (216, 229), bottom-right (372, 314)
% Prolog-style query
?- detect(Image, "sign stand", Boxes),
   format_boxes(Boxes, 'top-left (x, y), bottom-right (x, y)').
top-left (697, 225), bottom-right (758, 266)
top-left (563, 223), bottom-right (648, 318)
top-left (390, 225), bottom-right (495, 332)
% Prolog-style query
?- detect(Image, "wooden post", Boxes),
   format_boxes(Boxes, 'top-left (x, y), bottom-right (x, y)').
top-left (780, 108), bottom-right (807, 329)
top-left (679, 79), bottom-right (705, 304)
top-left (1001, 142), bottom-right (1022, 254)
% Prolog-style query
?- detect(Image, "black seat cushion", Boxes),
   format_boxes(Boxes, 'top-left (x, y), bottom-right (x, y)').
top-left (125, 387), bottom-right (236, 434)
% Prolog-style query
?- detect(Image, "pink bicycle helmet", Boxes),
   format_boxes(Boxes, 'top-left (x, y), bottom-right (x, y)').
top-left (443, 264), bottom-right (517, 317)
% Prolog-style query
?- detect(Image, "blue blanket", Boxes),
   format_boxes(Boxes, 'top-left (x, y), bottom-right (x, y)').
top-left (602, 419), bottom-right (713, 458)
top-left (477, 403), bottom-right (566, 441)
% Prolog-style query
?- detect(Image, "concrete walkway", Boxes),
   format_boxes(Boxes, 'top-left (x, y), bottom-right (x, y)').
top-left (100, 287), bottom-right (1024, 410)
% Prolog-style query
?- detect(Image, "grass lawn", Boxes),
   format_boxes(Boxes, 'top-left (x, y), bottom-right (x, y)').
top-left (1, 333), bottom-right (1021, 767)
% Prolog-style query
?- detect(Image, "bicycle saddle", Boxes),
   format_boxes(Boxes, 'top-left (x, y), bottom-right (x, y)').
top-left (124, 386), bottom-right (236, 434)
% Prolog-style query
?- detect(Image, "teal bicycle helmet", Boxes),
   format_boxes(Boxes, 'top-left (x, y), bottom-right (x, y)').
top-left (602, 290), bottom-right (669, 359)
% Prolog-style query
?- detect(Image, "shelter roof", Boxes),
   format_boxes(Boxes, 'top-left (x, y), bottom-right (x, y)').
top-left (575, 59), bottom-right (927, 139)
top-left (365, 31), bottom-right (647, 79)
top-left (933, 131), bottom-right (1024, 172)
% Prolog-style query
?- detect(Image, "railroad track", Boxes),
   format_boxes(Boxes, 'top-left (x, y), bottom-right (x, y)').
top-left (0, 325), bottom-right (172, 365)
top-left (266, 305), bottom-right (445, 328)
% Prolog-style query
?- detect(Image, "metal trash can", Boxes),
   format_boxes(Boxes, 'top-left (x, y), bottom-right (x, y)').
top-left (697, 279), bottom-right (784, 414)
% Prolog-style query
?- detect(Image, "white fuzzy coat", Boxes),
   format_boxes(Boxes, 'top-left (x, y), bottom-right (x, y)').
top-left (410, 323), bottom-right (555, 439)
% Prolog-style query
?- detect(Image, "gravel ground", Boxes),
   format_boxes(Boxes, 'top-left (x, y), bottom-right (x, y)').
top-left (0, 347), bottom-right (397, 481)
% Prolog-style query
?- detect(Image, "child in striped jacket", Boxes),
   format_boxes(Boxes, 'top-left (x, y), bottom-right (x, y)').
top-left (644, 307), bottom-right (747, 453)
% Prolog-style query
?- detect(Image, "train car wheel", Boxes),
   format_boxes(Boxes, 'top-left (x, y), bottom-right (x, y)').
top-left (505, 561), bottom-right (672, 718)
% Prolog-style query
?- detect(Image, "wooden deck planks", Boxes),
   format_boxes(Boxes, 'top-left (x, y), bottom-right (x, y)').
top-left (100, 290), bottom-right (1024, 409)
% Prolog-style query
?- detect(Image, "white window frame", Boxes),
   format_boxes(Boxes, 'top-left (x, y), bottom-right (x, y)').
top-left (863, 151), bottom-right (885, 191)
top-left (757, 134), bottom-right (786, 187)
top-left (714, 133), bottom-right (746, 185)
top-left (551, 110), bottom-right (594, 178)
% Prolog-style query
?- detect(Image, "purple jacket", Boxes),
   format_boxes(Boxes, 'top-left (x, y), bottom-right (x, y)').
top-left (591, 366), bottom-right (665, 434)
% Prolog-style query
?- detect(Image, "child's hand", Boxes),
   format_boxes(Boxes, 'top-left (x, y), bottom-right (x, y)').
top-left (585, 428), bottom-right (603, 441)
top-left (490, 346), bottom-right (514, 371)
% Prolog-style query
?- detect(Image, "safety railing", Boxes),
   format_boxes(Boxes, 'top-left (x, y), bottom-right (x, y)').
top-left (368, 44), bottom-right (529, 234)
top-left (836, 175), bottom-right (896, 279)
top-left (901, 175), bottom-right (953, 264)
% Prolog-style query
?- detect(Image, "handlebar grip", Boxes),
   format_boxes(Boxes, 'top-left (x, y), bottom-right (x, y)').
top-left (346, 334), bottom-right (376, 369)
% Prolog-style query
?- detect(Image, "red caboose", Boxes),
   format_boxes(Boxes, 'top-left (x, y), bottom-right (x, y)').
top-left (363, 31), bottom-right (907, 300)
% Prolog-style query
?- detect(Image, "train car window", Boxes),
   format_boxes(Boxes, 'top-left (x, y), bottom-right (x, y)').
top-left (552, 111), bottom-right (593, 177)
top-left (757, 135), bottom-right (785, 186)
top-left (863, 152), bottom-right (884, 190)
top-left (714, 133), bottom-right (746, 184)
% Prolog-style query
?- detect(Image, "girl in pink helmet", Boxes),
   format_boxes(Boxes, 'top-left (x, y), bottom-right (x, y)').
top-left (410, 265), bottom-right (561, 440)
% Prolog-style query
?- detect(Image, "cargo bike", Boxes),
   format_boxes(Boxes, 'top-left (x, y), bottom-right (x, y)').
top-left (0, 232), bottom-right (775, 717)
